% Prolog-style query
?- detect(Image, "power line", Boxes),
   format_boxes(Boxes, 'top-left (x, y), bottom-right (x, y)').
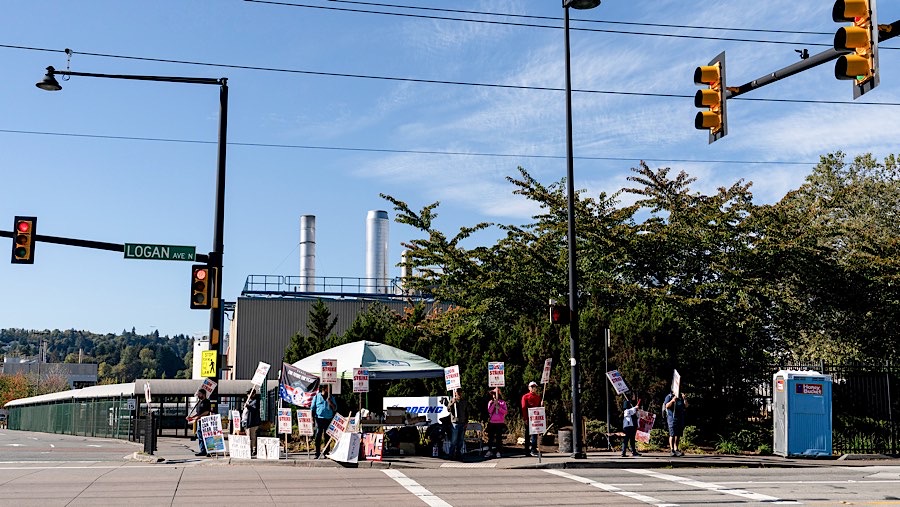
top-left (3, 45), bottom-right (899, 106)
top-left (0, 128), bottom-right (817, 166)
top-left (330, 0), bottom-right (834, 36)
top-left (243, 0), bottom-right (898, 50)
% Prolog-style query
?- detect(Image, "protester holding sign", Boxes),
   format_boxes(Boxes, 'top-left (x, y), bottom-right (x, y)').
top-left (663, 390), bottom-right (688, 456)
top-left (485, 387), bottom-right (507, 458)
top-left (620, 391), bottom-right (641, 457)
top-left (186, 390), bottom-right (212, 457)
top-left (521, 381), bottom-right (542, 457)
top-left (311, 384), bottom-right (338, 459)
top-left (440, 389), bottom-right (469, 460)
top-left (241, 389), bottom-right (262, 456)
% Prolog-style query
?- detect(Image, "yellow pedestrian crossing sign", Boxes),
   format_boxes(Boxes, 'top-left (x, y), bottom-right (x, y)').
top-left (201, 350), bottom-right (217, 377)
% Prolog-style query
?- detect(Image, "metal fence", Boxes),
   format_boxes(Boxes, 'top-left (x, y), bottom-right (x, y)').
top-left (8, 397), bottom-right (132, 440)
top-left (754, 361), bottom-right (899, 455)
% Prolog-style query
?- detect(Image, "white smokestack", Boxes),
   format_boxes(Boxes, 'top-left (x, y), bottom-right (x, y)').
top-left (299, 215), bottom-right (316, 291)
top-left (366, 210), bottom-right (389, 294)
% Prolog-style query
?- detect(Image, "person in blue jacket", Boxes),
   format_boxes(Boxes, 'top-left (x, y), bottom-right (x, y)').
top-left (311, 384), bottom-right (338, 459)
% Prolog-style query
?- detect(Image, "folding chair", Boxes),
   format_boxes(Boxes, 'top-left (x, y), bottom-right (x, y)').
top-left (464, 422), bottom-right (485, 454)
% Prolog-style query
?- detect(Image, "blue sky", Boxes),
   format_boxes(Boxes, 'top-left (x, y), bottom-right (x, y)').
top-left (2, 1), bottom-right (898, 338)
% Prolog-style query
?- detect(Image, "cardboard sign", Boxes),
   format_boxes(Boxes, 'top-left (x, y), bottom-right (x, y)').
top-left (346, 413), bottom-right (361, 434)
top-left (527, 406), bottom-right (547, 434)
top-left (296, 410), bottom-right (314, 436)
top-left (605, 370), bottom-right (629, 395)
top-left (541, 358), bottom-right (552, 384)
top-left (322, 359), bottom-right (338, 385)
top-left (277, 408), bottom-right (293, 435)
top-left (353, 368), bottom-right (369, 393)
top-left (257, 437), bottom-right (280, 460)
top-left (326, 413), bottom-right (348, 440)
top-left (199, 378), bottom-right (217, 398)
top-left (199, 414), bottom-right (226, 454)
top-left (444, 365), bottom-right (461, 391)
top-left (362, 432), bottom-right (384, 461)
top-left (488, 361), bottom-right (505, 387)
top-left (229, 434), bottom-right (252, 459)
top-left (635, 410), bottom-right (656, 444)
top-left (230, 410), bottom-right (241, 433)
top-left (250, 361), bottom-right (271, 387)
top-left (672, 369), bottom-right (681, 397)
top-left (329, 432), bottom-right (361, 464)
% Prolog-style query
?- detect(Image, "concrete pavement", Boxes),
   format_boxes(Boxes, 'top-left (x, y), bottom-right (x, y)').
top-left (131, 436), bottom-right (898, 470)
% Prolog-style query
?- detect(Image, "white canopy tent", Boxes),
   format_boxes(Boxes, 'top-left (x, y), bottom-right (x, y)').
top-left (292, 340), bottom-right (444, 380)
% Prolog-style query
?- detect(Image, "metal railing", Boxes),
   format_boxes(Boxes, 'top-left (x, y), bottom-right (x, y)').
top-left (242, 275), bottom-right (421, 299)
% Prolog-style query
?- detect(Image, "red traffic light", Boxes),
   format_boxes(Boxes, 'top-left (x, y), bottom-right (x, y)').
top-left (16, 221), bottom-right (31, 233)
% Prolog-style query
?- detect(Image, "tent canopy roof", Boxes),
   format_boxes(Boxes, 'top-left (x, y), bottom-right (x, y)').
top-left (292, 340), bottom-right (444, 380)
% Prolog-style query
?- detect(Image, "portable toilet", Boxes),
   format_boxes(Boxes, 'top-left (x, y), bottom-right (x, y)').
top-left (773, 370), bottom-right (833, 457)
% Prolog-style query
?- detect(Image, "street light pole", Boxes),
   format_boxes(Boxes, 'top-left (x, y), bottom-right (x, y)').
top-left (36, 66), bottom-right (229, 396)
top-left (563, 0), bottom-right (600, 460)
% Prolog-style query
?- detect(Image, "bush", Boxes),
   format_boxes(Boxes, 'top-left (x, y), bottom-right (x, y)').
top-left (584, 419), bottom-right (609, 449)
top-left (649, 428), bottom-right (669, 450)
top-left (757, 443), bottom-right (772, 455)
top-left (715, 438), bottom-right (741, 454)
top-left (681, 425), bottom-right (699, 447)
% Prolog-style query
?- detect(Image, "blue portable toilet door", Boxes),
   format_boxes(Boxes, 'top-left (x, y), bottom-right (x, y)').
top-left (785, 375), bottom-right (832, 457)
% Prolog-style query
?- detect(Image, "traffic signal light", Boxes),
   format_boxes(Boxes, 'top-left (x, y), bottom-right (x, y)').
top-left (833, 0), bottom-right (879, 98)
top-left (11, 216), bottom-right (37, 264)
top-left (694, 51), bottom-right (727, 144)
top-left (191, 265), bottom-right (212, 310)
top-left (549, 302), bottom-right (570, 325)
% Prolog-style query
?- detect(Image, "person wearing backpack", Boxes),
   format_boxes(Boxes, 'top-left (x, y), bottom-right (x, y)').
top-left (485, 387), bottom-right (508, 458)
top-left (663, 390), bottom-right (688, 456)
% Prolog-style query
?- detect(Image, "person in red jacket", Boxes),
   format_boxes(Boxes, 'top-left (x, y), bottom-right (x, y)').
top-left (520, 381), bottom-right (542, 456)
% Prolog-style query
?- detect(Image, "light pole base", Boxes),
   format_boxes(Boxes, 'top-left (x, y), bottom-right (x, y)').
top-left (572, 452), bottom-right (587, 459)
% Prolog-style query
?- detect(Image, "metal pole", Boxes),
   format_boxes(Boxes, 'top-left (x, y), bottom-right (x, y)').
top-left (605, 328), bottom-right (611, 450)
top-left (564, 4), bottom-right (586, 460)
top-left (209, 80), bottom-right (228, 407)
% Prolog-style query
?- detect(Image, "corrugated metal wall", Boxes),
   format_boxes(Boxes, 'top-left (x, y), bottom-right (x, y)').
top-left (233, 297), bottom-right (416, 380)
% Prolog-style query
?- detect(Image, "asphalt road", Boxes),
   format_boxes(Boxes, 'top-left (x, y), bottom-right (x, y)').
top-left (2, 430), bottom-right (899, 506)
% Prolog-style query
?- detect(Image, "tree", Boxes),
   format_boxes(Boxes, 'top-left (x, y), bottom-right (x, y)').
top-left (284, 299), bottom-right (339, 364)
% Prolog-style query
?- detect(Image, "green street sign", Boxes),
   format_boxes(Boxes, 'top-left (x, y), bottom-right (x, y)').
top-left (124, 243), bottom-right (196, 262)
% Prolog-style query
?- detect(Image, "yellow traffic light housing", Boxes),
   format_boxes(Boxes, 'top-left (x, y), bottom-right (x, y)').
top-left (694, 51), bottom-right (727, 144)
top-left (833, 0), bottom-right (879, 98)
top-left (11, 216), bottom-right (37, 264)
top-left (191, 265), bottom-right (213, 310)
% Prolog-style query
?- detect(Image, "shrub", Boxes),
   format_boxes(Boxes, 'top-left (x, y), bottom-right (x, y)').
top-left (681, 425), bottom-right (699, 447)
top-left (757, 444), bottom-right (773, 455)
top-left (584, 419), bottom-right (609, 449)
top-left (649, 428), bottom-right (669, 450)
top-left (715, 438), bottom-right (741, 454)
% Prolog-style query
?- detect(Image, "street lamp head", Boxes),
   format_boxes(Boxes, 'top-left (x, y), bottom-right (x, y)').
top-left (564, 0), bottom-right (601, 9)
top-left (36, 66), bottom-right (62, 91)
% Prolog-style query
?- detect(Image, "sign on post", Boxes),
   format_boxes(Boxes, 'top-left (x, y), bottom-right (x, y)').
top-left (277, 408), bottom-right (293, 435)
top-left (322, 359), bottom-right (338, 385)
top-left (250, 362), bottom-right (271, 387)
top-left (672, 369), bottom-right (682, 397)
top-left (296, 410), bottom-right (314, 436)
top-left (353, 368), bottom-right (369, 393)
top-left (199, 414), bottom-right (226, 454)
top-left (257, 437), bottom-right (280, 460)
top-left (488, 361), bottom-right (505, 387)
top-left (199, 378), bottom-right (217, 398)
top-left (228, 434), bottom-right (251, 459)
top-left (201, 350), bottom-right (217, 377)
top-left (444, 365), bottom-right (461, 391)
top-left (541, 358), bottom-right (552, 384)
top-left (124, 243), bottom-right (196, 261)
top-left (527, 406), bottom-right (547, 435)
top-left (326, 413), bottom-right (348, 440)
top-left (605, 370), bottom-right (630, 395)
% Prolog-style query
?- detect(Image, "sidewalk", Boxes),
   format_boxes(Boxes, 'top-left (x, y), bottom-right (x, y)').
top-left (131, 436), bottom-right (899, 469)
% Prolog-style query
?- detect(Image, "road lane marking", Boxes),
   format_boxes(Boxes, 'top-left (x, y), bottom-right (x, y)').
top-left (382, 469), bottom-right (452, 507)
top-left (628, 469), bottom-right (801, 504)
top-left (544, 469), bottom-right (677, 506)
top-left (439, 462), bottom-right (496, 468)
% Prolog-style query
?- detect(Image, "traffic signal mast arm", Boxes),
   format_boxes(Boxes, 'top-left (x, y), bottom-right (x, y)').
top-left (725, 20), bottom-right (898, 100)
top-left (1, 229), bottom-right (210, 263)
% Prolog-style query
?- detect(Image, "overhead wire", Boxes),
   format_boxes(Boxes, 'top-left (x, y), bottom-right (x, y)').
top-left (2, 44), bottom-right (898, 106)
top-left (0, 129), bottom-right (818, 166)
top-left (243, 0), bottom-right (898, 50)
